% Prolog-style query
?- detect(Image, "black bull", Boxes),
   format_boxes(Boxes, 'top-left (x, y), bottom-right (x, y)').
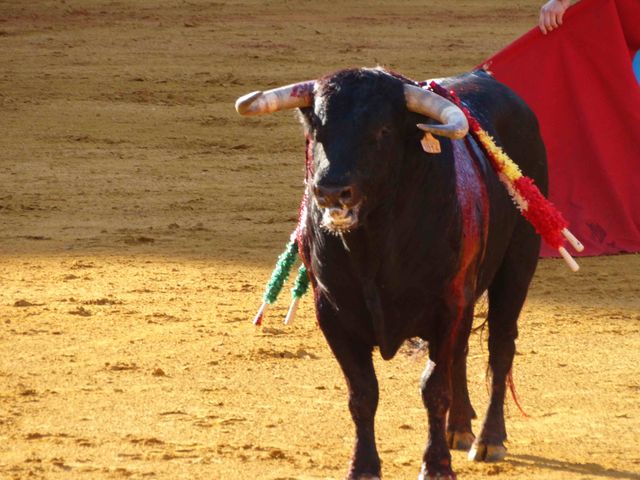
top-left (236, 68), bottom-right (547, 479)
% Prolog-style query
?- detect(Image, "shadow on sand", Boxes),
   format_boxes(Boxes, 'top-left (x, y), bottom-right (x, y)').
top-left (508, 454), bottom-right (640, 479)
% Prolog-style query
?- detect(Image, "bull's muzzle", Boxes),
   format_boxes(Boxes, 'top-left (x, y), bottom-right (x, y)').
top-left (313, 184), bottom-right (362, 233)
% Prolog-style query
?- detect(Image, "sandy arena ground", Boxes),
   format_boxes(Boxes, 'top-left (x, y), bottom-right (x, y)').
top-left (0, 1), bottom-right (639, 479)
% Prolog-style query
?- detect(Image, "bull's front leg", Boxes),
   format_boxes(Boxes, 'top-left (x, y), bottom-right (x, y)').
top-left (317, 301), bottom-right (381, 480)
top-left (419, 346), bottom-right (455, 480)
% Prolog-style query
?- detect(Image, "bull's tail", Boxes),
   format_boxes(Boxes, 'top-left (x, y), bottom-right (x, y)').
top-left (507, 369), bottom-right (528, 417)
top-left (484, 366), bottom-right (528, 417)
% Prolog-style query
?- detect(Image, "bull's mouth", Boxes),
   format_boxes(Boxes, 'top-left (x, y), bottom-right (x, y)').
top-left (320, 204), bottom-right (361, 234)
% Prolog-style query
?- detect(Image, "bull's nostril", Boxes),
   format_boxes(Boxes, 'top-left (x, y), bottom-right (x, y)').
top-left (314, 184), bottom-right (358, 208)
top-left (339, 187), bottom-right (352, 202)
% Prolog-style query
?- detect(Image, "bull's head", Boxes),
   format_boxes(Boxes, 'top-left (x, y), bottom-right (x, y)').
top-left (235, 68), bottom-right (468, 234)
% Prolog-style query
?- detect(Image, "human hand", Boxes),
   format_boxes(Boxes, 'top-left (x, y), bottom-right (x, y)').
top-left (539, 0), bottom-right (571, 34)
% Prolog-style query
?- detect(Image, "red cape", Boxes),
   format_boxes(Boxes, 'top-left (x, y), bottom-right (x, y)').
top-left (483, 0), bottom-right (640, 256)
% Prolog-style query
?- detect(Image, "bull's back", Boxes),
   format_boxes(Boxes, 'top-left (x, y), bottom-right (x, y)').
top-left (444, 71), bottom-right (548, 190)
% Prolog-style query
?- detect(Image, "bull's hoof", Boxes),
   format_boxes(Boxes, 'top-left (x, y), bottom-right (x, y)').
top-left (467, 441), bottom-right (507, 462)
top-left (446, 430), bottom-right (475, 451)
top-left (418, 464), bottom-right (457, 480)
top-left (348, 475), bottom-right (380, 480)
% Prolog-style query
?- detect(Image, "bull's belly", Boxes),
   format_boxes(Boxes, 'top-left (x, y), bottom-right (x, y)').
top-left (324, 283), bottom-right (453, 359)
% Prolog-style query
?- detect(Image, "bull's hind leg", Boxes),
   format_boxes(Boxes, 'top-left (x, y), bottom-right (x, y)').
top-left (469, 224), bottom-right (540, 462)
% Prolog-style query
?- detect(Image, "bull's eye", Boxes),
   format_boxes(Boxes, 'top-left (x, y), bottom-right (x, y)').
top-left (373, 126), bottom-right (391, 146)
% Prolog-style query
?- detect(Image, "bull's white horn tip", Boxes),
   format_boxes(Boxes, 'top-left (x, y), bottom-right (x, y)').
top-left (235, 90), bottom-right (263, 115)
top-left (417, 123), bottom-right (440, 135)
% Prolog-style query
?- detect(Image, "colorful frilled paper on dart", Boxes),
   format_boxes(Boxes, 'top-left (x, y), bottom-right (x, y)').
top-left (483, 0), bottom-right (640, 257)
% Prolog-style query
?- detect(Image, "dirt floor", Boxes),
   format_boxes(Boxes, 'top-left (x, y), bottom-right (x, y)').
top-left (1, 1), bottom-right (639, 479)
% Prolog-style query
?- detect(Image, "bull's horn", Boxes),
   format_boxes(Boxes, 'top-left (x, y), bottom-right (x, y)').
top-left (235, 81), bottom-right (315, 116)
top-left (404, 84), bottom-right (468, 139)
